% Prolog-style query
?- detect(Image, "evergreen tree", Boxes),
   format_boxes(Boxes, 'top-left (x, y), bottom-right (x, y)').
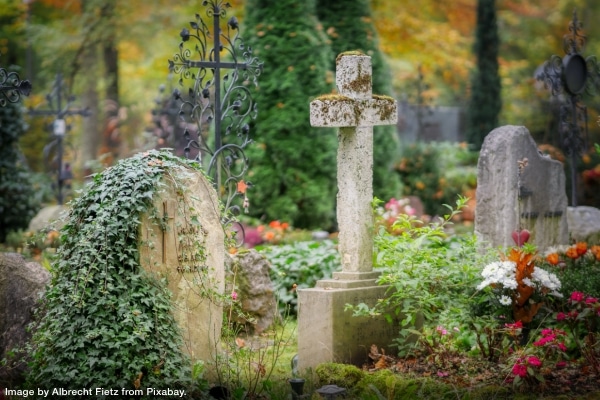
top-left (466, 0), bottom-right (501, 151)
top-left (316, 0), bottom-right (400, 201)
top-left (0, 97), bottom-right (40, 242)
top-left (243, 0), bottom-right (338, 229)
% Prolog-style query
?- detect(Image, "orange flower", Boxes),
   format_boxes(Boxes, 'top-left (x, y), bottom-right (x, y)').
top-left (546, 253), bottom-right (560, 265)
top-left (281, 222), bottom-right (289, 229)
top-left (268, 220), bottom-right (281, 229)
top-left (565, 246), bottom-right (580, 259)
top-left (575, 242), bottom-right (588, 256)
top-left (591, 245), bottom-right (600, 261)
top-left (264, 231), bottom-right (275, 241)
top-left (257, 225), bottom-right (265, 233)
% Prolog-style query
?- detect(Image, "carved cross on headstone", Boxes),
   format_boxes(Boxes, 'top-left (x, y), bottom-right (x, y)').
top-left (310, 52), bottom-right (397, 278)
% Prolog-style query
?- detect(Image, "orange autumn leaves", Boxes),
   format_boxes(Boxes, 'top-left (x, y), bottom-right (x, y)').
top-left (505, 248), bottom-right (543, 323)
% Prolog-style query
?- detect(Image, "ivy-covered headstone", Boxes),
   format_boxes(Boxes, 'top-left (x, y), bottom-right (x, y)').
top-left (28, 150), bottom-right (225, 391)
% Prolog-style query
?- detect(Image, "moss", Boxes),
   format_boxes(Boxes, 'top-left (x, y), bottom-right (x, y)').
top-left (335, 50), bottom-right (366, 64)
top-left (315, 363), bottom-right (364, 388)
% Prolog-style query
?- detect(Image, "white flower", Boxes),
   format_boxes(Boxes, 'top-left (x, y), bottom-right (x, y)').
top-left (477, 261), bottom-right (518, 291)
top-left (531, 267), bottom-right (561, 292)
top-left (499, 295), bottom-right (512, 306)
top-left (522, 277), bottom-right (534, 287)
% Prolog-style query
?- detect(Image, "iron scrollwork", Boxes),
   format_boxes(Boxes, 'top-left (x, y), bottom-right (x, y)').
top-left (536, 10), bottom-right (600, 206)
top-left (0, 68), bottom-right (31, 106)
top-left (168, 0), bottom-right (263, 220)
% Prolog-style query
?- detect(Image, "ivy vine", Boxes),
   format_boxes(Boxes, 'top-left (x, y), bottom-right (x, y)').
top-left (27, 150), bottom-right (219, 393)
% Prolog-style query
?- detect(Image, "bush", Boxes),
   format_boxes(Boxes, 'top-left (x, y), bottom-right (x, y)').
top-left (348, 197), bottom-right (493, 356)
top-left (394, 142), bottom-right (477, 216)
top-left (0, 100), bottom-right (40, 242)
top-left (259, 239), bottom-right (340, 315)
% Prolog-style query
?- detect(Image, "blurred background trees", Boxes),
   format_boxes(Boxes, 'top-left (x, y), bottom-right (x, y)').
top-left (2, 0), bottom-right (600, 228)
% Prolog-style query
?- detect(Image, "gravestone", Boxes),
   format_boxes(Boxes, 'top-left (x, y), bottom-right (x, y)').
top-left (0, 253), bottom-right (50, 383)
top-left (475, 125), bottom-right (569, 250)
top-left (298, 52), bottom-right (398, 371)
top-left (139, 167), bottom-right (224, 362)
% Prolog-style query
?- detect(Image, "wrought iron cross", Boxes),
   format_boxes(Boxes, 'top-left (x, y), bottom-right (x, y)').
top-left (536, 10), bottom-right (600, 206)
top-left (168, 0), bottom-right (263, 217)
top-left (28, 73), bottom-right (90, 205)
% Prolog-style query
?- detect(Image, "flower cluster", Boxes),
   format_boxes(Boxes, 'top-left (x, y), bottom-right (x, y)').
top-left (257, 220), bottom-right (290, 244)
top-left (477, 248), bottom-right (562, 322)
top-left (374, 197), bottom-right (422, 234)
top-left (557, 291), bottom-right (600, 321)
top-left (533, 328), bottom-right (567, 353)
top-left (544, 242), bottom-right (600, 265)
top-left (511, 355), bottom-right (542, 378)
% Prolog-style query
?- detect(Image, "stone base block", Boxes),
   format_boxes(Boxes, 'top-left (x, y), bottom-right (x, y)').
top-left (297, 283), bottom-right (398, 372)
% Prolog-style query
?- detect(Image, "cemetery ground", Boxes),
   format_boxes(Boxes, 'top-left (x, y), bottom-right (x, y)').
top-left (4, 205), bottom-right (600, 399)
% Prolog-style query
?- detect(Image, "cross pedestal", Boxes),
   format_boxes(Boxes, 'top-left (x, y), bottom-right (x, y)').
top-left (298, 53), bottom-right (399, 371)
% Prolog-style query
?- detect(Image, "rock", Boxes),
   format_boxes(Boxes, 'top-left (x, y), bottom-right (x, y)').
top-left (27, 205), bottom-right (67, 232)
top-left (567, 206), bottom-right (600, 243)
top-left (226, 249), bottom-right (278, 334)
top-left (0, 253), bottom-right (50, 384)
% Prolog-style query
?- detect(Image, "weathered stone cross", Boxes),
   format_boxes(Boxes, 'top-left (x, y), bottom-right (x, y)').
top-left (310, 52), bottom-right (397, 278)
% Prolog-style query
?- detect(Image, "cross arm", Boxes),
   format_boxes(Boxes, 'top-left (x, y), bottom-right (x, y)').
top-left (310, 94), bottom-right (397, 128)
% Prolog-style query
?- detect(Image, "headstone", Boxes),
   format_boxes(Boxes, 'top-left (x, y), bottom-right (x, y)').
top-left (475, 125), bottom-right (569, 250)
top-left (567, 206), bottom-right (600, 243)
top-left (138, 168), bottom-right (224, 363)
top-left (27, 205), bottom-right (67, 232)
top-left (0, 253), bottom-right (50, 383)
top-left (298, 52), bottom-right (398, 371)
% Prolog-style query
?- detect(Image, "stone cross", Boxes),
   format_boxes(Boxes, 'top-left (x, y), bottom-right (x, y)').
top-left (310, 52), bottom-right (397, 278)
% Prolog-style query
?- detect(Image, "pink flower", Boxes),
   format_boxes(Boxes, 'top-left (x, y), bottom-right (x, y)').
top-left (231, 291), bottom-right (238, 301)
top-left (585, 296), bottom-right (598, 304)
top-left (527, 356), bottom-right (542, 367)
top-left (541, 328), bottom-right (554, 337)
top-left (570, 291), bottom-right (585, 303)
top-left (436, 325), bottom-right (448, 335)
top-left (512, 362), bottom-right (528, 377)
top-left (556, 312), bottom-right (566, 321)
top-left (558, 342), bottom-right (567, 352)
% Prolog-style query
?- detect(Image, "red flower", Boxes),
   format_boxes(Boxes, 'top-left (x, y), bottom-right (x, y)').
top-left (570, 291), bottom-right (586, 303)
top-left (512, 362), bottom-right (528, 377)
top-left (527, 356), bottom-right (542, 367)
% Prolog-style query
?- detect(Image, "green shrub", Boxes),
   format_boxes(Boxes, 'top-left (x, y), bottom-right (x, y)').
top-left (259, 239), bottom-right (340, 315)
top-left (348, 197), bottom-right (494, 357)
top-left (0, 99), bottom-right (40, 242)
top-left (394, 142), bottom-right (477, 216)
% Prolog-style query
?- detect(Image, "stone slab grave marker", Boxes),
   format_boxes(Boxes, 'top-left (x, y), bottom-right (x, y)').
top-left (475, 125), bottom-right (569, 251)
top-left (139, 167), bottom-right (225, 363)
top-left (298, 52), bottom-right (398, 371)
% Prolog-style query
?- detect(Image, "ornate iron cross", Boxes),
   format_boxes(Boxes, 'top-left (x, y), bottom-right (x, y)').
top-left (28, 73), bottom-right (90, 205)
top-left (168, 0), bottom-right (263, 217)
top-left (536, 10), bottom-right (600, 206)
